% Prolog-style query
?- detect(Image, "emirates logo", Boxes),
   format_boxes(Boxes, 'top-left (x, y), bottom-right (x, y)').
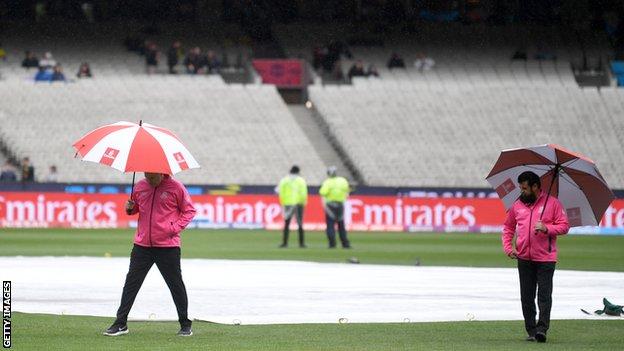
top-left (99, 148), bottom-right (120, 166)
top-left (566, 207), bottom-right (582, 227)
top-left (495, 178), bottom-right (516, 198)
top-left (173, 152), bottom-right (189, 170)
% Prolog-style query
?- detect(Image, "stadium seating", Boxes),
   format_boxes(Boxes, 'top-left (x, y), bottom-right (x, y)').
top-left (1, 21), bottom-right (621, 189)
top-left (0, 77), bottom-right (327, 185)
top-left (275, 22), bottom-right (612, 88)
top-left (309, 82), bottom-right (624, 188)
top-left (0, 21), bottom-right (250, 80)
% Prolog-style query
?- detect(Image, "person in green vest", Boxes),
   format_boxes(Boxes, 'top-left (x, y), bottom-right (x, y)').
top-left (276, 165), bottom-right (308, 248)
top-left (319, 166), bottom-right (351, 249)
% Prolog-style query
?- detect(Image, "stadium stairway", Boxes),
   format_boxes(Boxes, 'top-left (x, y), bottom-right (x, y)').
top-left (287, 105), bottom-right (360, 184)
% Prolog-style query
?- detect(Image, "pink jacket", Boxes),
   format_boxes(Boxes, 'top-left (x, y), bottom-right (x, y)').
top-left (502, 191), bottom-right (570, 262)
top-left (128, 175), bottom-right (196, 247)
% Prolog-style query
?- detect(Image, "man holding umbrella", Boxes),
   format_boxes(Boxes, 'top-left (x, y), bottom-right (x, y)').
top-left (502, 171), bottom-right (569, 343)
top-left (72, 121), bottom-right (200, 336)
top-left (104, 172), bottom-right (197, 337)
top-left (488, 144), bottom-right (615, 343)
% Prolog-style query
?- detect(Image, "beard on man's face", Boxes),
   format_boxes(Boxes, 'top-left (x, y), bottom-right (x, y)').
top-left (519, 191), bottom-right (537, 204)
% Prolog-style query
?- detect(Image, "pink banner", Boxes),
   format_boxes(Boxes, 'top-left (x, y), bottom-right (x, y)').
top-left (251, 59), bottom-right (304, 87)
top-left (0, 192), bottom-right (623, 234)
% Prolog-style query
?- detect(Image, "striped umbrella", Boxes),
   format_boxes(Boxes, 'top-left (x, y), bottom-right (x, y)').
top-left (73, 121), bottom-right (199, 187)
top-left (486, 144), bottom-right (614, 227)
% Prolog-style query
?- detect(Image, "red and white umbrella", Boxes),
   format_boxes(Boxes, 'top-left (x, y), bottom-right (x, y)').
top-left (486, 144), bottom-right (614, 227)
top-left (73, 121), bottom-right (199, 175)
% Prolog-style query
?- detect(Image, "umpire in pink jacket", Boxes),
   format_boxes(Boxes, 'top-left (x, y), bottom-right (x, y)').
top-left (502, 171), bottom-right (569, 343)
top-left (104, 173), bottom-right (197, 337)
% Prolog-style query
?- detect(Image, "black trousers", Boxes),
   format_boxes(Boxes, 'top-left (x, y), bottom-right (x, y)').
top-left (282, 205), bottom-right (305, 246)
top-left (325, 202), bottom-right (350, 248)
top-left (114, 244), bottom-right (191, 328)
top-left (517, 258), bottom-right (556, 336)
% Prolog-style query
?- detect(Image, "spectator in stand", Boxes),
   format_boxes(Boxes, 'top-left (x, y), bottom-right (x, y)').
top-left (320, 40), bottom-right (352, 74)
top-left (81, 1), bottom-right (95, 23)
top-left (184, 47), bottom-right (202, 74)
top-left (0, 43), bottom-right (6, 61)
top-left (24, 51), bottom-right (40, 67)
top-left (332, 59), bottom-right (345, 81)
top-left (204, 50), bottom-right (221, 74)
top-left (167, 41), bottom-right (182, 74)
top-left (34, 66), bottom-right (53, 82)
top-left (322, 49), bottom-right (339, 73)
top-left (21, 157), bottom-right (35, 182)
top-left (145, 42), bottom-right (159, 75)
top-left (0, 161), bottom-right (17, 182)
top-left (512, 49), bottom-right (527, 61)
top-left (387, 52), bottom-right (406, 69)
top-left (22, 51), bottom-right (40, 68)
top-left (414, 53), bottom-right (435, 71)
top-left (312, 46), bottom-right (327, 71)
top-left (44, 165), bottom-right (59, 182)
top-left (76, 62), bottom-right (92, 78)
top-left (197, 55), bottom-right (208, 74)
top-left (51, 64), bottom-right (66, 81)
top-left (348, 60), bottom-right (366, 80)
top-left (367, 64), bottom-right (380, 77)
top-left (39, 52), bottom-right (57, 69)
top-left (328, 40), bottom-right (352, 60)
top-left (138, 39), bottom-right (150, 57)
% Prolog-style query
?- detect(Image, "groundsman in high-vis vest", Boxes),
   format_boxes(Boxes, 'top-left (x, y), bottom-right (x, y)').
top-left (319, 166), bottom-right (351, 249)
top-left (276, 165), bottom-right (308, 248)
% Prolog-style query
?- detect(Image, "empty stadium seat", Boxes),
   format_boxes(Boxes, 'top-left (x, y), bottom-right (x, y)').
top-left (0, 78), bottom-right (328, 185)
top-left (309, 83), bottom-right (624, 188)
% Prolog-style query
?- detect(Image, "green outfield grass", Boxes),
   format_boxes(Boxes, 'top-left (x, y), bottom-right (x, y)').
top-left (2, 229), bottom-right (623, 350)
top-left (10, 312), bottom-right (624, 351)
top-left (0, 228), bottom-right (623, 271)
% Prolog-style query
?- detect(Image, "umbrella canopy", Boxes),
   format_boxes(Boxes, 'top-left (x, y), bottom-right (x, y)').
top-left (73, 121), bottom-right (199, 175)
top-left (486, 144), bottom-right (614, 227)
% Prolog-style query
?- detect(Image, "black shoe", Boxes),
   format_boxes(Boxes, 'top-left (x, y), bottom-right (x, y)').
top-left (343, 245), bottom-right (352, 249)
top-left (526, 335), bottom-right (536, 342)
top-left (328, 245), bottom-right (336, 249)
top-left (535, 331), bottom-right (547, 343)
top-left (177, 325), bottom-right (193, 336)
top-left (103, 324), bottom-right (128, 336)
top-left (279, 243), bottom-right (287, 248)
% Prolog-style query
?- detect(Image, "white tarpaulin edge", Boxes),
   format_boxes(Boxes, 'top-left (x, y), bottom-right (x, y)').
top-left (1, 257), bottom-right (622, 325)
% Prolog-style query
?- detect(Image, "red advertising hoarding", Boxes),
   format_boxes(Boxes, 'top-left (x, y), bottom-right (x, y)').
top-left (251, 59), bottom-right (304, 88)
top-left (1, 192), bottom-right (623, 234)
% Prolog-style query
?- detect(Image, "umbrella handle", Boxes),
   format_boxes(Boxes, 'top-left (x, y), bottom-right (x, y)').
top-left (128, 120), bottom-right (141, 199)
top-left (536, 164), bottom-right (560, 233)
top-left (540, 164), bottom-right (560, 219)
top-left (130, 171), bottom-right (136, 199)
